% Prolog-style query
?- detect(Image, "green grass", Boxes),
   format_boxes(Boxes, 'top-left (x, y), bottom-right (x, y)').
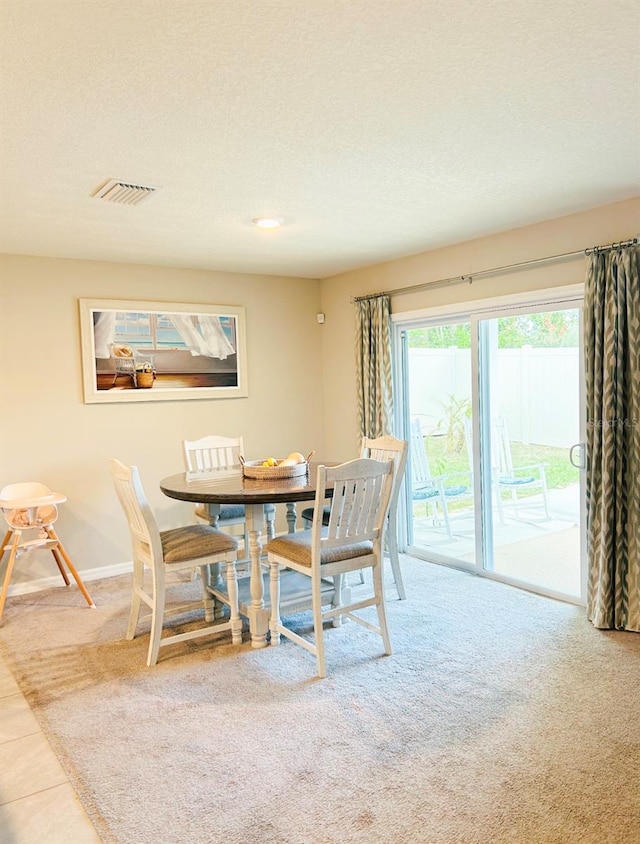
top-left (413, 437), bottom-right (578, 519)
top-left (424, 437), bottom-right (579, 489)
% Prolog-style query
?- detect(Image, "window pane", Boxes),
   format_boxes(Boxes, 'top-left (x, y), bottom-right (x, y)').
top-left (407, 320), bottom-right (476, 564)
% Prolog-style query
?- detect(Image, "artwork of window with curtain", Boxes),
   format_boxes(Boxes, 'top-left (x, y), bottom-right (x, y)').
top-left (79, 299), bottom-right (248, 403)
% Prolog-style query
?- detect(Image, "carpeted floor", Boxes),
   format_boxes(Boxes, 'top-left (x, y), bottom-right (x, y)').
top-left (0, 558), bottom-right (639, 844)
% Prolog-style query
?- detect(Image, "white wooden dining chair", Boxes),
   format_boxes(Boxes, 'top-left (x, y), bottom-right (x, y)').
top-left (300, 435), bottom-right (408, 599)
top-left (109, 459), bottom-right (242, 667)
top-left (183, 435), bottom-right (276, 557)
top-left (266, 457), bottom-right (395, 678)
top-left (0, 482), bottom-right (95, 621)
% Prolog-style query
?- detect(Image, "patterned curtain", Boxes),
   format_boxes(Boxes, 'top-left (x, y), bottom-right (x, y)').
top-left (355, 295), bottom-right (393, 439)
top-left (584, 244), bottom-right (640, 632)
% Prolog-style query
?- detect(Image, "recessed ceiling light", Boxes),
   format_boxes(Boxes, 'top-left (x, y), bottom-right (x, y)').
top-left (252, 217), bottom-right (284, 229)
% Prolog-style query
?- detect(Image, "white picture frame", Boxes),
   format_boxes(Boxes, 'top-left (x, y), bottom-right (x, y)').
top-left (79, 298), bottom-right (248, 404)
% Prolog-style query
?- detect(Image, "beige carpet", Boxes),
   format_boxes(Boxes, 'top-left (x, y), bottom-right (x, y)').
top-left (0, 560), bottom-right (639, 844)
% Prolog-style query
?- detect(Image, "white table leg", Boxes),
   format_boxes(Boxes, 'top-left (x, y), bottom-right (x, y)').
top-left (246, 503), bottom-right (268, 648)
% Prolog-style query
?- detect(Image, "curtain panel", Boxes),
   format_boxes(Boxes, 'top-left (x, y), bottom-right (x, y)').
top-left (355, 296), bottom-right (393, 440)
top-left (584, 245), bottom-right (640, 632)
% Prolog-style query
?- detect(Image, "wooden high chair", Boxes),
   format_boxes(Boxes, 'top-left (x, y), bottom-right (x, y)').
top-left (0, 482), bottom-right (95, 620)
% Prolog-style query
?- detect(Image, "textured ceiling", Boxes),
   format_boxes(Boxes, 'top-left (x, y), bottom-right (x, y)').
top-left (1, 0), bottom-right (639, 279)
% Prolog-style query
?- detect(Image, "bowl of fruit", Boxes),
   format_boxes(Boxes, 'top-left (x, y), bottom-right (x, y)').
top-left (239, 451), bottom-right (314, 479)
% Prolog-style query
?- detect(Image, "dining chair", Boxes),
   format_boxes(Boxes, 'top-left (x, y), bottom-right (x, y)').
top-left (0, 482), bottom-right (95, 621)
top-left (266, 457), bottom-right (395, 678)
top-left (183, 435), bottom-right (276, 557)
top-left (109, 459), bottom-right (242, 667)
top-left (299, 435), bottom-right (408, 599)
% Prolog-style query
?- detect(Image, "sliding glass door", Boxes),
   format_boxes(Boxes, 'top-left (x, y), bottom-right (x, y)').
top-left (398, 297), bottom-right (586, 602)
top-left (401, 320), bottom-right (477, 566)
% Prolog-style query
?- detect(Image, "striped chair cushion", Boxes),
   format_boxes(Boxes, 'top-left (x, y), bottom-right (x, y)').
top-left (266, 529), bottom-right (373, 569)
top-left (160, 524), bottom-right (237, 563)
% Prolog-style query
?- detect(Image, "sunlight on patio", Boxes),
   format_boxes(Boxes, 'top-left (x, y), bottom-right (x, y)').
top-left (411, 485), bottom-right (581, 597)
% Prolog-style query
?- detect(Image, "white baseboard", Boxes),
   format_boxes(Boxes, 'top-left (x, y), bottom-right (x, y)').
top-left (7, 561), bottom-right (133, 598)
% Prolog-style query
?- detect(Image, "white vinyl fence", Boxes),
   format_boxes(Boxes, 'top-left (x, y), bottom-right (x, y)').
top-left (408, 346), bottom-right (580, 448)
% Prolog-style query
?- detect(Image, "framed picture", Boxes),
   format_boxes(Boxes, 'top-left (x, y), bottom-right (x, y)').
top-left (79, 298), bottom-right (248, 404)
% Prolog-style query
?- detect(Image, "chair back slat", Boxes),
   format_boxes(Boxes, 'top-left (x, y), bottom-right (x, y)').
top-left (318, 458), bottom-right (393, 550)
top-left (327, 475), bottom-right (378, 539)
top-left (183, 435), bottom-right (244, 476)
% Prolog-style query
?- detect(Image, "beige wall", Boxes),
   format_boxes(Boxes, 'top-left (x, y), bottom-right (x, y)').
top-left (0, 256), bottom-right (322, 584)
top-left (1, 197), bottom-right (638, 588)
top-left (319, 197), bottom-right (640, 461)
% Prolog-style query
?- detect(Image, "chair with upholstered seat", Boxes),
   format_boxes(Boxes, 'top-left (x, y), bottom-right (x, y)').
top-left (0, 482), bottom-right (95, 621)
top-left (266, 457), bottom-right (395, 678)
top-left (300, 435), bottom-right (408, 599)
top-left (183, 435), bottom-right (276, 558)
top-left (109, 459), bottom-right (242, 667)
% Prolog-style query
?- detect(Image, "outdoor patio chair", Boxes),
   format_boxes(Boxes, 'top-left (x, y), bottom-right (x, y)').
top-left (410, 418), bottom-right (472, 540)
top-left (463, 416), bottom-right (552, 522)
top-left (490, 417), bottom-right (552, 521)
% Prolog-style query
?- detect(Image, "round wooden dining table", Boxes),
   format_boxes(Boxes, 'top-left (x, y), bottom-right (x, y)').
top-left (160, 463), bottom-right (335, 648)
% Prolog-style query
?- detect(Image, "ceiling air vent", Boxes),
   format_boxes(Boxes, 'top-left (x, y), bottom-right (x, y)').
top-left (92, 179), bottom-right (160, 205)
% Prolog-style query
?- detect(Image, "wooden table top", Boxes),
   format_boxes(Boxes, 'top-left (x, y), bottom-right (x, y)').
top-left (160, 461), bottom-right (336, 505)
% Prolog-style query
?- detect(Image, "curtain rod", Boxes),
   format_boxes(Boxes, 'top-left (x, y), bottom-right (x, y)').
top-left (351, 237), bottom-right (638, 303)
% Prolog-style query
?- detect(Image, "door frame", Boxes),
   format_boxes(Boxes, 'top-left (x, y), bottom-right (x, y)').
top-left (392, 283), bottom-right (587, 605)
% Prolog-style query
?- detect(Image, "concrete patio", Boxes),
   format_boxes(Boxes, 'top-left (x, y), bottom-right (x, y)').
top-left (410, 484), bottom-right (582, 598)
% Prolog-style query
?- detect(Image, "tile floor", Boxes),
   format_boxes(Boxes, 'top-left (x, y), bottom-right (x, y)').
top-left (0, 654), bottom-right (101, 844)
